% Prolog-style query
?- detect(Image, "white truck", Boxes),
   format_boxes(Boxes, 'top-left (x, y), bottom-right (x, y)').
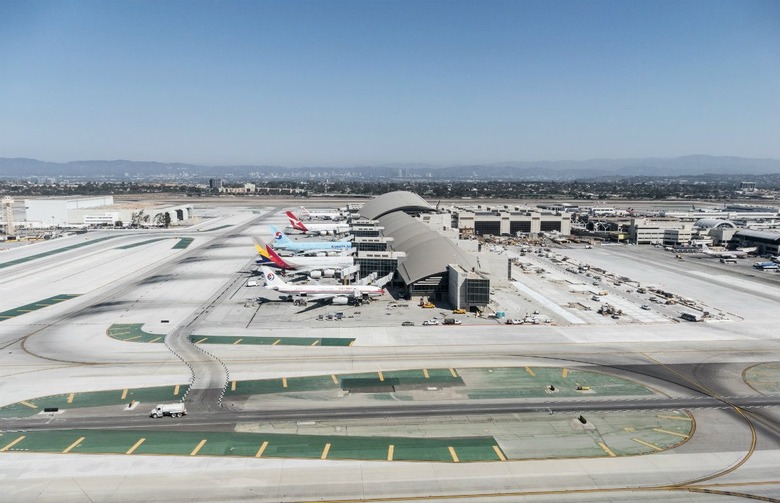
top-left (150, 403), bottom-right (187, 418)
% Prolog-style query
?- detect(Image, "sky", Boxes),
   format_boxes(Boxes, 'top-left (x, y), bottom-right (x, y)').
top-left (0, 0), bottom-right (779, 167)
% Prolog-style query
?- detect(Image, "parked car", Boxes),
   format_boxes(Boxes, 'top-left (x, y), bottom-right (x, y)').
top-left (641, 305), bottom-right (651, 310)
top-left (401, 321), bottom-right (415, 326)
top-left (422, 319), bottom-right (440, 326)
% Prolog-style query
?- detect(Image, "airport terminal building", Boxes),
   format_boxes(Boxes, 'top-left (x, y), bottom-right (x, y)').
top-left (732, 229), bottom-right (780, 256)
top-left (356, 191), bottom-right (491, 310)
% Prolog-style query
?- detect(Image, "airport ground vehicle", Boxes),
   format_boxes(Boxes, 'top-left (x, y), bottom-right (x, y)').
top-left (452, 309), bottom-right (467, 314)
top-left (443, 318), bottom-right (462, 325)
top-left (401, 321), bottom-right (415, 326)
top-left (422, 319), bottom-right (440, 326)
top-left (150, 403), bottom-right (186, 418)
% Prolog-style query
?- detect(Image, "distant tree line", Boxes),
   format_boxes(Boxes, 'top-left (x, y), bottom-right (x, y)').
top-left (1, 174), bottom-right (779, 201)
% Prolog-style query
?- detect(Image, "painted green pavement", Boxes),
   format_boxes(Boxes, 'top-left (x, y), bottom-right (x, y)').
top-left (105, 324), bottom-right (355, 346)
top-left (0, 295), bottom-right (81, 322)
top-left (172, 237), bottom-right (194, 249)
top-left (115, 238), bottom-right (168, 249)
top-left (0, 429), bottom-right (502, 462)
top-left (744, 362), bottom-right (780, 394)
top-left (0, 236), bottom-right (118, 269)
top-left (0, 384), bottom-right (187, 418)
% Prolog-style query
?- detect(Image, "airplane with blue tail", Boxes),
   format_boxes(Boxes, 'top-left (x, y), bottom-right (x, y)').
top-left (269, 225), bottom-right (352, 254)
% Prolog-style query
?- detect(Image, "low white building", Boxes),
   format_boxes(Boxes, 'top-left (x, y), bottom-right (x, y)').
top-left (25, 196), bottom-right (193, 227)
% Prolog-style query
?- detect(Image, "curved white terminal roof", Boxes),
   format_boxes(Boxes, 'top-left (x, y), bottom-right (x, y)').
top-left (377, 212), bottom-right (479, 285)
top-left (695, 219), bottom-right (737, 229)
top-left (358, 191), bottom-right (434, 220)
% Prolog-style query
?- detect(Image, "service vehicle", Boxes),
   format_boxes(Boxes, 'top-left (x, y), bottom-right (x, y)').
top-left (150, 403), bottom-right (186, 418)
top-left (443, 318), bottom-right (462, 325)
top-left (422, 319), bottom-right (440, 326)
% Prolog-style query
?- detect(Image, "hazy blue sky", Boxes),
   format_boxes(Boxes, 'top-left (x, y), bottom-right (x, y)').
top-left (1, 0), bottom-right (778, 166)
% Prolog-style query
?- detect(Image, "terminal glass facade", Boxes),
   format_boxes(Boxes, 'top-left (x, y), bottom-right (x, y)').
top-left (355, 257), bottom-right (398, 279)
top-left (464, 278), bottom-right (490, 306)
top-left (355, 241), bottom-right (388, 252)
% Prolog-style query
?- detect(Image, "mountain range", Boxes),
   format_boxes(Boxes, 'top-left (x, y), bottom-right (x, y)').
top-left (1, 155), bottom-right (779, 181)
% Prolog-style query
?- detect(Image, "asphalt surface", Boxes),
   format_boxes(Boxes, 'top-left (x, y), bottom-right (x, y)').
top-left (3, 394), bottom-right (779, 433)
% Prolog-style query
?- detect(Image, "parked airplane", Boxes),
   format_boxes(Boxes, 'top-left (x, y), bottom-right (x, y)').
top-left (700, 244), bottom-right (747, 258)
top-left (255, 239), bottom-right (353, 279)
top-left (285, 211), bottom-right (350, 235)
top-left (300, 206), bottom-right (344, 221)
top-left (269, 225), bottom-right (352, 255)
top-left (258, 265), bottom-right (384, 305)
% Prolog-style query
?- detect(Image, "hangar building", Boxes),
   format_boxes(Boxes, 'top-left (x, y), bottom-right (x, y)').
top-left (25, 196), bottom-right (193, 227)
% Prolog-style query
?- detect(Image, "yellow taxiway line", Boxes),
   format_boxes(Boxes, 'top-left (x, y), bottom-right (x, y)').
top-left (190, 439), bottom-right (207, 456)
top-left (126, 438), bottom-right (146, 455)
top-left (0, 436), bottom-right (25, 452)
top-left (632, 438), bottom-right (663, 451)
top-left (653, 428), bottom-right (689, 438)
top-left (598, 442), bottom-right (616, 457)
top-left (63, 437), bottom-right (85, 454)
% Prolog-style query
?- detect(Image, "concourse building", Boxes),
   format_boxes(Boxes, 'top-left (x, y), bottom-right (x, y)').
top-left (356, 191), bottom-right (491, 311)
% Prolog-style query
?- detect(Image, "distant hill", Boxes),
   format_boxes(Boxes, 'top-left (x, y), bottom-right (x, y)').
top-left (1, 155), bottom-right (779, 181)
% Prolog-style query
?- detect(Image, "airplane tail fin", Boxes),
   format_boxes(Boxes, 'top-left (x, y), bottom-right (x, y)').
top-left (259, 265), bottom-right (286, 289)
top-left (286, 211), bottom-right (308, 232)
top-left (253, 237), bottom-right (272, 260)
top-left (270, 225), bottom-right (292, 244)
top-left (300, 206), bottom-right (312, 218)
top-left (701, 244), bottom-right (710, 251)
top-left (264, 243), bottom-right (293, 269)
